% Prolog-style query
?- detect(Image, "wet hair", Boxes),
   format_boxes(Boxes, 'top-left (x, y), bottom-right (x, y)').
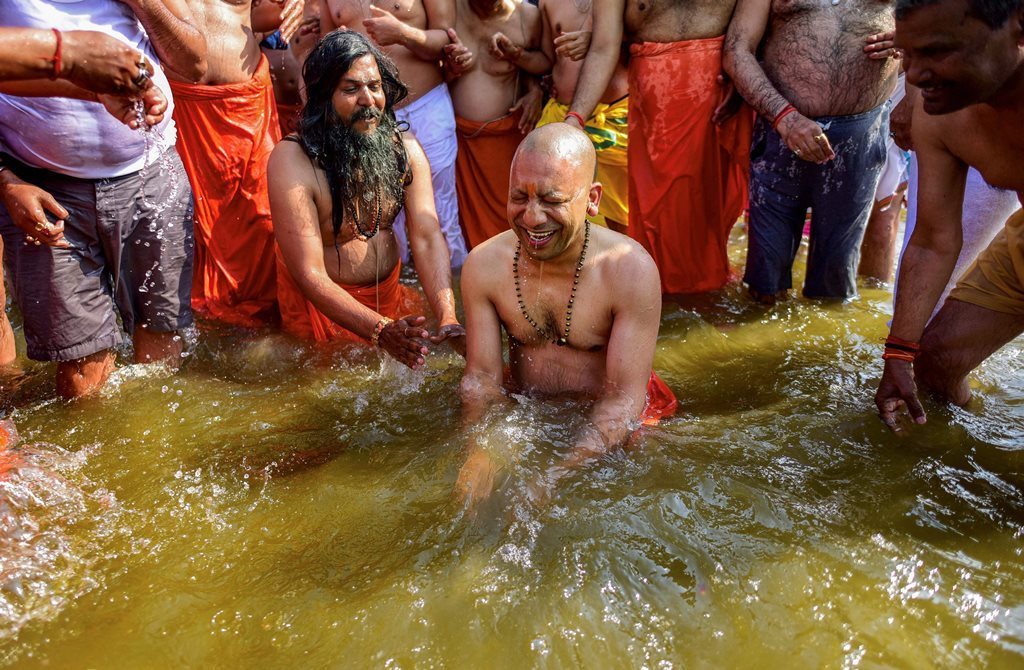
top-left (297, 29), bottom-right (411, 239)
top-left (895, 0), bottom-right (1024, 27)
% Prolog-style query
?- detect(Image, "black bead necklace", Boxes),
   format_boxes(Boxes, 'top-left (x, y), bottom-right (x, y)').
top-left (513, 221), bottom-right (590, 347)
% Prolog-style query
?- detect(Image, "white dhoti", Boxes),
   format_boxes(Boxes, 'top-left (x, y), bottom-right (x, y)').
top-left (875, 73), bottom-right (910, 206)
top-left (394, 83), bottom-right (467, 268)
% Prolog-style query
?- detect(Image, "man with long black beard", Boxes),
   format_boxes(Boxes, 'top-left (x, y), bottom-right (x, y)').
top-left (268, 30), bottom-right (464, 368)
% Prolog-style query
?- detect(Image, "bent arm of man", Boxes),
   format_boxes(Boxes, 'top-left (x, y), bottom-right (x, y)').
top-left (363, 0), bottom-right (453, 61)
top-left (127, 0), bottom-right (207, 83)
top-left (0, 28), bottom-right (148, 93)
top-left (542, 249), bottom-right (662, 495)
top-left (875, 101), bottom-right (967, 428)
top-left (567, 0), bottom-right (624, 125)
top-left (455, 245), bottom-right (509, 505)
top-left (403, 137), bottom-right (461, 337)
top-left (723, 0), bottom-right (833, 162)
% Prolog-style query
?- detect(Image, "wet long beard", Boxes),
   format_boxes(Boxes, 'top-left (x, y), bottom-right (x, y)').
top-left (321, 113), bottom-right (404, 236)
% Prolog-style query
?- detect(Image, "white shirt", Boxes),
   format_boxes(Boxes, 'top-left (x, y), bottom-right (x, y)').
top-left (0, 0), bottom-right (177, 179)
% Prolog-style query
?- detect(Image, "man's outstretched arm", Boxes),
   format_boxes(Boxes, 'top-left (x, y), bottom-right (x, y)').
top-left (566, 0), bottom-right (624, 126)
top-left (875, 101), bottom-right (967, 430)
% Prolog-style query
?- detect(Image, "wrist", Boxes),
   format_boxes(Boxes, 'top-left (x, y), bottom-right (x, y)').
top-left (370, 316), bottom-right (393, 347)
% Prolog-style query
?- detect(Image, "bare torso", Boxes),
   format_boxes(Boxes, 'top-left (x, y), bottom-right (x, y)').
top-left (283, 137), bottom-right (405, 286)
top-left (543, 0), bottom-right (627, 105)
top-left (265, 48), bottom-right (303, 105)
top-left (941, 104), bottom-right (1024, 204)
top-left (624, 0), bottom-right (738, 42)
top-left (182, 0), bottom-right (262, 84)
top-left (323, 0), bottom-right (442, 105)
top-left (486, 229), bottom-right (631, 396)
top-left (449, 0), bottom-right (540, 121)
top-left (762, 0), bottom-right (897, 117)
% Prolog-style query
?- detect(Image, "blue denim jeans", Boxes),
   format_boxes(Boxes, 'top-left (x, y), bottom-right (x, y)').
top-left (744, 102), bottom-right (889, 299)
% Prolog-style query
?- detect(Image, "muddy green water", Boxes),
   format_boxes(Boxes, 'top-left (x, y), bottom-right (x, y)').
top-left (1, 229), bottom-right (1022, 668)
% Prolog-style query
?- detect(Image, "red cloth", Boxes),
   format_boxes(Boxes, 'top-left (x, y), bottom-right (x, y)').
top-left (628, 36), bottom-right (753, 294)
top-left (276, 255), bottom-right (423, 342)
top-left (169, 55), bottom-right (281, 327)
top-left (641, 372), bottom-right (678, 425)
top-left (455, 112), bottom-right (524, 249)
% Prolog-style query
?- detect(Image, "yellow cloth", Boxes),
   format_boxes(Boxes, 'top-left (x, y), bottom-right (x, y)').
top-left (536, 97), bottom-right (629, 228)
top-left (950, 208), bottom-right (1024, 315)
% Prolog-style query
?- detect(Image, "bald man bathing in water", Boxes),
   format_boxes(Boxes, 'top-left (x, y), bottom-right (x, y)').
top-left (455, 124), bottom-right (676, 506)
top-left (875, 0), bottom-right (1024, 429)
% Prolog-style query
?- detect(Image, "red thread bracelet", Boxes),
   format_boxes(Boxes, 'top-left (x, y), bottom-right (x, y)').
top-left (772, 103), bottom-right (797, 130)
top-left (564, 111), bottom-right (586, 127)
top-left (50, 28), bottom-right (63, 80)
top-left (885, 334), bottom-right (920, 351)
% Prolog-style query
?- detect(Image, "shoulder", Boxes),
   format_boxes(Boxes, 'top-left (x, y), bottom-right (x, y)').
top-left (593, 227), bottom-right (660, 300)
top-left (463, 231), bottom-right (516, 285)
top-left (520, 2), bottom-right (542, 28)
top-left (268, 137), bottom-right (318, 189)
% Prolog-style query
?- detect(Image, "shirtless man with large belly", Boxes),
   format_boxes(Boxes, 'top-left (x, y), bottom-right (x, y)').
top-left (445, 0), bottom-right (541, 249)
top-left (455, 124), bottom-right (676, 506)
top-left (725, 0), bottom-right (898, 301)
top-left (321, 0), bottom-right (468, 267)
top-left (268, 30), bottom-right (462, 363)
top-left (567, 0), bottom-right (754, 297)
top-left (158, 0), bottom-right (296, 326)
top-left (875, 0), bottom-right (1024, 429)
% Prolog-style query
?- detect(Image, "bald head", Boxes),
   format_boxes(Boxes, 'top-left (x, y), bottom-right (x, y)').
top-left (513, 124), bottom-right (597, 183)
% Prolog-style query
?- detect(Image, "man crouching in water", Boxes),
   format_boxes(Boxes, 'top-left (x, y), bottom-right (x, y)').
top-left (268, 30), bottom-right (464, 368)
top-left (456, 124), bottom-right (677, 506)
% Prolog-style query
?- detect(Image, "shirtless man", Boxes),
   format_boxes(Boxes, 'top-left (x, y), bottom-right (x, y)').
top-left (268, 30), bottom-right (463, 365)
top-left (528, 0), bottom-right (629, 233)
top-left (321, 0), bottom-right (468, 267)
top-left (446, 0), bottom-right (543, 249)
top-left (158, 0), bottom-right (302, 327)
top-left (724, 0), bottom-right (899, 301)
top-left (567, 0), bottom-right (754, 296)
top-left (455, 124), bottom-right (676, 505)
top-left (874, 0), bottom-right (1024, 429)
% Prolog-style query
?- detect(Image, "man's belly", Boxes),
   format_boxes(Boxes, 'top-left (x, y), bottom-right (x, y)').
top-left (191, 8), bottom-right (263, 85)
top-left (509, 345), bottom-right (607, 397)
top-left (450, 70), bottom-right (520, 122)
top-left (321, 233), bottom-right (401, 287)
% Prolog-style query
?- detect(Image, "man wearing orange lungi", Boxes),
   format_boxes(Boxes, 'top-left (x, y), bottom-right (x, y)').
top-left (566, 0), bottom-right (751, 295)
top-left (161, 0), bottom-right (303, 327)
top-left (269, 31), bottom-right (463, 367)
top-left (445, 0), bottom-right (543, 249)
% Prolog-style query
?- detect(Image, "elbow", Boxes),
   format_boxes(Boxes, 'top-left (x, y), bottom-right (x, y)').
top-left (721, 50), bottom-right (739, 79)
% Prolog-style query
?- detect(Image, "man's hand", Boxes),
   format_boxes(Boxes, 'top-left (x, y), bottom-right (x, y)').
top-left (363, 6), bottom-right (408, 47)
top-left (455, 447), bottom-right (498, 508)
top-left (377, 315), bottom-right (431, 369)
top-left (0, 173), bottom-right (70, 248)
top-left (510, 85), bottom-right (543, 133)
top-left (712, 72), bottom-right (743, 125)
top-left (864, 30), bottom-right (898, 60)
top-left (553, 29), bottom-right (591, 61)
top-left (429, 322), bottom-right (467, 358)
top-left (61, 30), bottom-right (153, 95)
top-left (278, 0), bottom-right (305, 42)
top-left (442, 28), bottom-right (474, 77)
top-left (890, 92), bottom-right (914, 151)
top-left (777, 112), bottom-right (836, 163)
top-left (489, 31), bottom-right (523, 63)
top-left (97, 82), bottom-right (168, 129)
top-left (875, 359), bottom-right (927, 432)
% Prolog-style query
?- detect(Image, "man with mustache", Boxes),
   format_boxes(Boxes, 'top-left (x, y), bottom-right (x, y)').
top-left (875, 0), bottom-right (1024, 429)
top-left (268, 30), bottom-right (463, 367)
top-left (455, 124), bottom-right (676, 506)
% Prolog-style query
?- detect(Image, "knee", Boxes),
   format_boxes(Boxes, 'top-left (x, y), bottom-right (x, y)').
top-left (915, 333), bottom-right (971, 403)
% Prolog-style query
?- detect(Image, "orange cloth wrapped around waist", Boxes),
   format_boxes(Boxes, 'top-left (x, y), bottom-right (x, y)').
top-left (628, 36), bottom-right (753, 294)
top-left (455, 112), bottom-right (524, 249)
top-left (641, 372), bottom-right (678, 426)
top-left (169, 55), bottom-right (281, 327)
top-left (276, 255), bottom-right (423, 343)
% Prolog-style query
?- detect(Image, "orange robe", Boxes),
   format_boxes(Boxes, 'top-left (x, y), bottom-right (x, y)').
top-left (169, 55), bottom-right (281, 327)
top-left (276, 255), bottom-right (423, 342)
top-left (642, 372), bottom-right (678, 426)
top-left (628, 36), bottom-right (753, 294)
top-left (455, 112), bottom-right (524, 249)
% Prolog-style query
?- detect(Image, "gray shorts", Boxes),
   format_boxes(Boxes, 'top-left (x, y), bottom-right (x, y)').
top-left (0, 151), bottom-right (194, 362)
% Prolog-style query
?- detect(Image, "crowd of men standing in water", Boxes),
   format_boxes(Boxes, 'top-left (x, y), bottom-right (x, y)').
top-left (0, 0), bottom-right (1021, 450)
